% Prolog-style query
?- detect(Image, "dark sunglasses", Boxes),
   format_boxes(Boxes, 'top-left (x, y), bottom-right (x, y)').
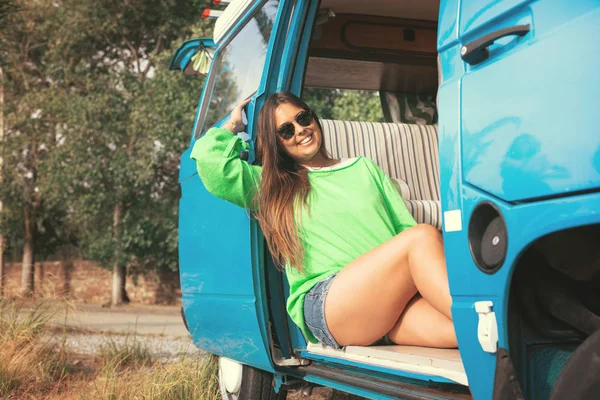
top-left (276, 109), bottom-right (314, 140)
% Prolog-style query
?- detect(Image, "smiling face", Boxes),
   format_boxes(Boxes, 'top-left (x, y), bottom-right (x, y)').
top-left (274, 102), bottom-right (325, 167)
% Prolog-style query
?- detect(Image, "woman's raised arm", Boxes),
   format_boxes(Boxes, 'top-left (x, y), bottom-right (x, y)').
top-left (191, 99), bottom-right (262, 209)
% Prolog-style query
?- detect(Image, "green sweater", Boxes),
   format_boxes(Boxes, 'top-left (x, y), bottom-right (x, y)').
top-left (191, 127), bottom-right (417, 343)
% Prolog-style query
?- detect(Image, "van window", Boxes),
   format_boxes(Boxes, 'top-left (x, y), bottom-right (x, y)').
top-left (197, 0), bottom-right (280, 137)
top-left (302, 88), bottom-right (385, 122)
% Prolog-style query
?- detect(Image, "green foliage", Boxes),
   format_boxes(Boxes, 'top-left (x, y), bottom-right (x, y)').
top-left (302, 87), bottom-right (385, 122)
top-left (0, 0), bottom-right (18, 27)
top-left (0, 1), bottom-right (80, 260)
top-left (1, 0), bottom-right (384, 285)
top-left (1, 0), bottom-right (212, 282)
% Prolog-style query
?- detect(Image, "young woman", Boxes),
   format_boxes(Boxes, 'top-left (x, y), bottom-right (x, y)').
top-left (192, 92), bottom-right (457, 349)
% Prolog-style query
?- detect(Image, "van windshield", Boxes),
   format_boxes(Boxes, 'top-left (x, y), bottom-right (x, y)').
top-left (197, 0), bottom-right (280, 137)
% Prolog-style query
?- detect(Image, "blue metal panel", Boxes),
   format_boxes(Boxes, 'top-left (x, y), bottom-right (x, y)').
top-left (179, 177), bottom-right (255, 295)
top-left (177, 0), bottom-right (295, 373)
top-left (459, 0), bottom-right (532, 40)
top-left (289, 0), bottom-right (319, 94)
top-left (178, 148), bottom-right (196, 184)
top-left (461, 2), bottom-right (600, 201)
top-left (437, 0), bottom-right (460, 52)
top-left (441, 4), bottom-right (600, 396)
top-left (258, 0), bottom-right (296, 95)
top-left (444, 186), bottom-right (600, 399)
top-left (178, 161), bottom-right (274, 370)
top-left (275, 0), bottom-right (308, 91)
top-left (182, 294), bottom-right (271, 363)
top-left (438, 46), bottom-right (464, 84)
top-left (437, 69), bottom-right (463, 216)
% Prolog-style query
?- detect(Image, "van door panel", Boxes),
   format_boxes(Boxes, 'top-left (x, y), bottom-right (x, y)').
top-left (461, 3), bottom-right (600, 202)
top-left (179, 153), bottom-right (274, 370)
top-left (460, 0), bottom-right (533, 39)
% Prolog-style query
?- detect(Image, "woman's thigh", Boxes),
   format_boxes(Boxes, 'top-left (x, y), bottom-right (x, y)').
top-left (387, 296), bottom-right (457, 348)
top-left (324, 230), bottom-right (418, 346)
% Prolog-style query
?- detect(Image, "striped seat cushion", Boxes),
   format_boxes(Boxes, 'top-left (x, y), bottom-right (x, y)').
top-left (320, 120), bottom-right (440, 201)
top-left (320, 119), bottom-right (441, 228)
top-left (405, 200), bottom-right (442, 230)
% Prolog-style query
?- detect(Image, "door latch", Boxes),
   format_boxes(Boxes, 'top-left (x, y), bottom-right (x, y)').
top-left (475, 301), bottom-right (498, 353)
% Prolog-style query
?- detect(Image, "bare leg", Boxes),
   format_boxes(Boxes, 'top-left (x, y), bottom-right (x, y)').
top-left (324, 224), bottom-right (452, 346)
top-left (406, 225), bottom-right (452, 320)
top-left (386, 295), bottom-right (457, 348)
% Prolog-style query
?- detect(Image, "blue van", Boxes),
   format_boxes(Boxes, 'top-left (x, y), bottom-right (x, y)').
top-left (170, 1), bottom-right (600, 399)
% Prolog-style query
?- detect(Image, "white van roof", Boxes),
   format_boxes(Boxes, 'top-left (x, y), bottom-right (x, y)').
top-left (213, 0), bottom-right (255, 44)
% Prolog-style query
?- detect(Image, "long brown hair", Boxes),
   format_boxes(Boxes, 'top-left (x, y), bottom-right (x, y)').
top-left (252, 91), bottom-right (333, 272)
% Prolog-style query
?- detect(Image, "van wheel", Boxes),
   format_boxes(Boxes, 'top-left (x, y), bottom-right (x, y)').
top-left (218, 357), bottom-right (285, 400)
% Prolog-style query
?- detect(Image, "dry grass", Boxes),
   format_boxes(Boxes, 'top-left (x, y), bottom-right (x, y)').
top-left (0, 298), bottom-right (221, 399)
top-left (82, 333), bottom-right (220, 399)
top-left (80, 354), bottom-right (221, 400)
top-left (0, 298), bottom-right (71, 398)
top-left (97, 334), bottom-right (153, 370)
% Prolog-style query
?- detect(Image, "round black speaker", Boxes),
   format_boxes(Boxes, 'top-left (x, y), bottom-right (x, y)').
top-left (481, 216), bottom-right (507, 268)
top-left (468, 202), bottom-right (508, 274)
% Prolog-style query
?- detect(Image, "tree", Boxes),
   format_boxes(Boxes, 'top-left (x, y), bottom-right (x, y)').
top-left (0, 0), bottom-right (20, 296)
top-left (1, 0), bottom-right (209, 300)
top-left (45, 0), bottom-right (207, 305)
top-left (0, 0), bottom-right (73, 296)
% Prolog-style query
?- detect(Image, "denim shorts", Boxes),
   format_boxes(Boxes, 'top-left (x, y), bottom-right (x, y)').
top-left (304, 273), bottom-right (394, 349)
top-left (303, 273), bottom-right (342, 349)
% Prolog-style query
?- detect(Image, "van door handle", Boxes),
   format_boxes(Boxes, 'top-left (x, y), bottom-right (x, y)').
top-left (461, 24), bottom-right (530, 65)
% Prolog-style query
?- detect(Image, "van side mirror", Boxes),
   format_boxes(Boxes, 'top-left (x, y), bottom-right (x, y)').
top-left (169, 38), bottom-right (216, 77)
top-left (184, 45), bottom-right (215, 77)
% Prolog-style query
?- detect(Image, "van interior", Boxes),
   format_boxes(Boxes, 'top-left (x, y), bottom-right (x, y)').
top-left (267, 0), bottom-right (472, 389)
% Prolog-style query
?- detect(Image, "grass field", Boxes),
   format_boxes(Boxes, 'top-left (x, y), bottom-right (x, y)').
top-left (0, 299), bottom-right (220, 399)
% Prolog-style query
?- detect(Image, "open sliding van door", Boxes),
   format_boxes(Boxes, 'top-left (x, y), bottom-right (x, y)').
top-left (438, 1), bottom-right (600, 399)
top-left (170, 0), bottom-right (293, 372)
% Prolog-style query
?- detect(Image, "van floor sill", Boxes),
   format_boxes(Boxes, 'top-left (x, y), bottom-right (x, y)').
top-left (304, 343), bottom-right (468, 386)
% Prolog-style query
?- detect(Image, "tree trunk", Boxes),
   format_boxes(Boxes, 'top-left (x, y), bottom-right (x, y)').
top-left (111, 203), bottom-right (128, 306)
top-left (0, 65), bottom-right (4, 297)
top-left (59, 247), bottom-right (74, 297)
top-left (0, 235), bottom-right (4, 298)
top-left (20, 206), bottom-right (35, 297)
top-left (112, 263), bottom-right (128, 305)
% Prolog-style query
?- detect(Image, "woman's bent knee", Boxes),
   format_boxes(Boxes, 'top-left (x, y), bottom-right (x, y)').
top-left (399, 224), bottom-right (443, 250)
top-left (408, 223), bottom-right (441, 239)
